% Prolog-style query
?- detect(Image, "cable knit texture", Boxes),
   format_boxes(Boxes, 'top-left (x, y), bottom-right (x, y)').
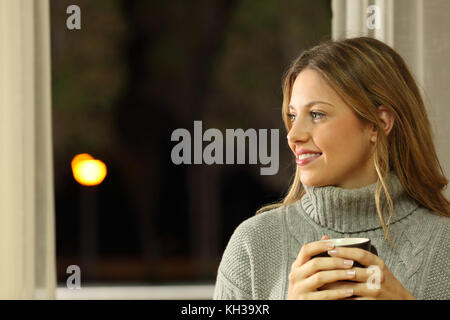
top-left (213, 172), bottom-right (450, 299)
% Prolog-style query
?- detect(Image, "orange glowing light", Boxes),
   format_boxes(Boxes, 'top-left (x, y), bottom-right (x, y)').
top-left (71, 154), bottom-right (107, 186)
top-left (71, 153), bottom-right (93, 170)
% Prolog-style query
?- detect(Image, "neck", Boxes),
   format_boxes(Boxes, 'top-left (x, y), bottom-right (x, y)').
top-left (298, 171), bottom-right (419, 233)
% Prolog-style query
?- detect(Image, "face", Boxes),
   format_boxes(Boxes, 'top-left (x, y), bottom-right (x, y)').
top-left (286, 68), bottom-right (377, 189)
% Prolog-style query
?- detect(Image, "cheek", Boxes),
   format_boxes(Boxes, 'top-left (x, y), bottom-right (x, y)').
top-left (315, 121), bottom-right (364, 157)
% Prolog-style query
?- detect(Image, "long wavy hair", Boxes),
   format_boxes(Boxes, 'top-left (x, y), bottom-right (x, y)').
top-left (256, 37), bottom-right (450, 245)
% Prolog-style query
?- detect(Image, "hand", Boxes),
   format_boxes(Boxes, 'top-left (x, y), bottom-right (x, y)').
top-left (287, 235), bottom-right (357, 300)
top-left (319, 245), bottom-right (416, 300)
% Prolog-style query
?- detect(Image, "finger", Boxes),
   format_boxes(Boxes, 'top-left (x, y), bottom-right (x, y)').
top-left (304, 269), bottom-right (359, 291)
top-left (322, 281), bottom-right (381, 298)
top-left (293, 257), bottom-right (354, 280)
top-left (321, 235), bottom-right (330, 240)
top-left (319, 280), bottom-right (357, 291)
top-left (352, 279), bottom-right (382, 298)
top-left (300, 288), bottom-right (355, 300)
top-left (327, 246), bottom-right (383, 267)
top-left (293, 240), bottom-right (335, 267)
top-left (322, 267), bottom-right (373, 285)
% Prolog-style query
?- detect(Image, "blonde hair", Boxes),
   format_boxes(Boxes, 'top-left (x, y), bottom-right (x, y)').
top-left (256, 37), bottom-right (450, 246)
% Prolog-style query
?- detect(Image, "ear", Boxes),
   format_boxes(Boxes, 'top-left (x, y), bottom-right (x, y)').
top-left (369, 106), bottom-right (395, 143)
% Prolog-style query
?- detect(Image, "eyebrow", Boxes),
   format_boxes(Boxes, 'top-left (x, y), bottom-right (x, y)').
top-left (288, 101), bottom-right (334, 110)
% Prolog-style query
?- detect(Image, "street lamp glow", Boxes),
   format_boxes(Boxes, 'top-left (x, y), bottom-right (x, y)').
top-left (71, 154), bottom-right (107, 186)
top-left (71, 153), bottom-right (93, 169)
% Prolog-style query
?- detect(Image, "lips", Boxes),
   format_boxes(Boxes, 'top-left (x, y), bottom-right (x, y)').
top-left (296, 153), bottom-right (322, 166)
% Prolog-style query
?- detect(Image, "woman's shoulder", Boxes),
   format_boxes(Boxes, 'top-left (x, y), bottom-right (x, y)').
top-left (407, 205), bottom-right (450, 227)
top-left (237, 203), bottom-right (288, 234)
top-left (217, 204), bottom-right (288, 279)
top-left (399, 205), bottom-right (450, 254)
top-left (216, 204), bottom-right (291, 299)
top-left (225, 203), bottom-right (289, 249)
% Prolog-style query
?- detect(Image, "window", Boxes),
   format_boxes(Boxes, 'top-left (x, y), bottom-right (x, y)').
top-left (51, 0), bottom-right (332, 288)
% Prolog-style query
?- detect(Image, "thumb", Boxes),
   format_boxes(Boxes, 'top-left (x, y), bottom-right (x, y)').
top-left (321, 235), bottom-right (330, 240)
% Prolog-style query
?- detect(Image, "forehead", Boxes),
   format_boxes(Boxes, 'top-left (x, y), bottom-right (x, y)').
top-left (289, 69), bottom-right (339, 107)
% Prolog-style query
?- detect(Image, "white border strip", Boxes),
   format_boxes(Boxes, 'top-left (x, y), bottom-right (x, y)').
top-left (56, 284), bottom-right (215, 300)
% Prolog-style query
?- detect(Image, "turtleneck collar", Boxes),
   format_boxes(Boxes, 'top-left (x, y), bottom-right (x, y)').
top-left (296, 171), bottom-right (420, 233)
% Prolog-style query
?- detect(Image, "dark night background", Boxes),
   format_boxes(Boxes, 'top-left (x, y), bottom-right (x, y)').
top-left (50, 0), bottom-right (331, 284)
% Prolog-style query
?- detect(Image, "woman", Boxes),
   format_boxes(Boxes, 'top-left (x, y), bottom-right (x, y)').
top-left (213, 37), bottom-right (450, 300)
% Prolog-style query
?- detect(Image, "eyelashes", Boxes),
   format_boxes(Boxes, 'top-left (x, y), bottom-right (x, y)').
top-left (287, 111), bottom-right (326, 123)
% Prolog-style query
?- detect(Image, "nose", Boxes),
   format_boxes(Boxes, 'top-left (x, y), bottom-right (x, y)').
top-left (287, 120), bottom-right (309, 146)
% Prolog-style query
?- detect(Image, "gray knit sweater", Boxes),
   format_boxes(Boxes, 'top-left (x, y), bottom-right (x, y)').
top-left (213, 172), bottom-right (450, 300)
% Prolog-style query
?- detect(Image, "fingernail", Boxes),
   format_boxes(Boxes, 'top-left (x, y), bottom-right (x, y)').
top-left (325, 242), bottom-right (334, 249)
top-left (345, 288), bottom-right (354, 295)
top-left (327, 249), bottom-right (337, 256)
top-left (343, 259), bottom-right (354, 267)
top-left (346, 270), bottom-right (356, 277)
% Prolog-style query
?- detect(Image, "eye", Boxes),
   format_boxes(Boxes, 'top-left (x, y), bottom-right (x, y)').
top-left (287, 113), bottom-right (296, 122)
top-left (287, 111), bottom-right (326, 123)
top-left (311, 111), bottom-right (326, 120)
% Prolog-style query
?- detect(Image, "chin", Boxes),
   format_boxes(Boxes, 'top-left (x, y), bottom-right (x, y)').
top-left (300, 176), bottom-right (326, 187)
top-left (300, 170), bottom-right (339, 187)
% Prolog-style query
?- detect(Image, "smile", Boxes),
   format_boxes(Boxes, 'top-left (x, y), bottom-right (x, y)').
top-left (296, 153), bottom-right (322, 166)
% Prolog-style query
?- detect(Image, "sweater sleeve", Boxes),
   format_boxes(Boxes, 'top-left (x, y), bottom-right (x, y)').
top-left (422, 220), bottom-right (450, 300)
top-left (213, 219), bottom-right (254, 300)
